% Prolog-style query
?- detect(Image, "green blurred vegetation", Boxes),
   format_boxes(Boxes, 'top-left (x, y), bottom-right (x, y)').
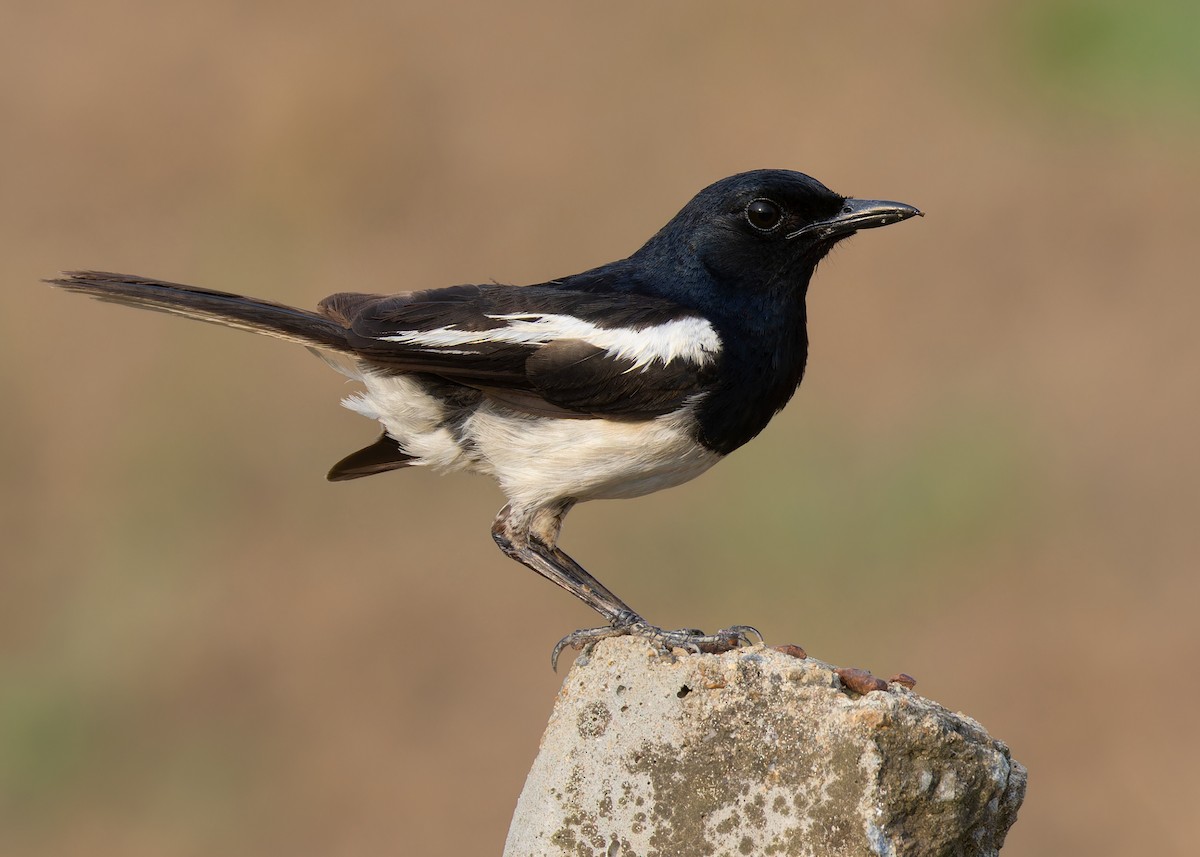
top-left (0, 676), bottom-right (97, 814)
top-left (1014, 0), bottom-right (1200, 118)
top-left (732, 409), bottom-right (1033, 578)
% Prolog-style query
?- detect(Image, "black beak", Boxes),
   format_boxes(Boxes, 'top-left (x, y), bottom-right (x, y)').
top-left (787, 198), bottom-right (923, 241)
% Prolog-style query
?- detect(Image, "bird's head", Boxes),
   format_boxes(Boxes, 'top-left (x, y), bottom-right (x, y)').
top-left (636, 169), bottom-right (921, 307)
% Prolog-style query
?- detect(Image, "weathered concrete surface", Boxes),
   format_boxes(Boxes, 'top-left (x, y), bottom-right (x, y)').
top-left (505, 637), bottom-right (1025, 857)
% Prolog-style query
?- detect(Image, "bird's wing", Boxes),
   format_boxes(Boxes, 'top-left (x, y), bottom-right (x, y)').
top-left (321, 285), bottom-right (722, 418)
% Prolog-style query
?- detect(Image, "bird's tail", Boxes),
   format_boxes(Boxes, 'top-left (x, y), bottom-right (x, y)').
top-left (45, 271), bottom-right (351, 352)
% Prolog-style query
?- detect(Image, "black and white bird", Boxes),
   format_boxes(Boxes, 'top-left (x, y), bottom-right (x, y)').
top-left (48, 169), bottom-right (921, 667)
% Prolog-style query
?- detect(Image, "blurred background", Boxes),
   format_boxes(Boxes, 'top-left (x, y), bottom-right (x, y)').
top-left (2, 1), bottom-right (1197, 854)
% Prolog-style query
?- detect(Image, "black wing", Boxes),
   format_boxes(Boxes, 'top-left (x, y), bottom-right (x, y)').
top-left (320, 284), bottom-right (722, 418)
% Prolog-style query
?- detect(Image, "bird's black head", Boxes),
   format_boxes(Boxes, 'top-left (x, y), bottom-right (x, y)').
top-left (633, 169), bottom-right (921, 309)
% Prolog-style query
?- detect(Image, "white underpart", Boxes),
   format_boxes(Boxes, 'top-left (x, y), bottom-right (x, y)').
top-left (341, 371), bottom-right (719, 509)
top-left (342, 374), bottom-right (466, 470)
top-left (465, 397), bottom-right (719, 509)
top-left (379, 313), bottom-right (722, 370)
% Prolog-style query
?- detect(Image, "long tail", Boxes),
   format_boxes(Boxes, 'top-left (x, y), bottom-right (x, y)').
top-left (45, 271), bottom-right (351, 352)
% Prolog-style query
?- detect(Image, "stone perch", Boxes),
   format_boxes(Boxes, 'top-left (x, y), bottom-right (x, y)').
top-left (505, 637), bottom-right (1026, 857)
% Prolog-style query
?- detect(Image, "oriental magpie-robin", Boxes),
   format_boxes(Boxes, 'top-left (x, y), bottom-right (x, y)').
top-left (48, 169), bottom-right (921, 668)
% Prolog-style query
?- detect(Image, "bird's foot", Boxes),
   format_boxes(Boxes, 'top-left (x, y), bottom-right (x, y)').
top-left (551, 616), bottom-right (761, 670)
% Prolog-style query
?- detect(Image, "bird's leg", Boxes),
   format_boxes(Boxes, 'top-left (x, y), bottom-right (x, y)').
top-left (491, 502), bottom-right (633, 624)
top-left (491, 503), bottom-right (760, 670)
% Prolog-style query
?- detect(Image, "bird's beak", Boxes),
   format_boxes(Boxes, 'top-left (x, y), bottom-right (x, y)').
top-left (786, 198), bottom-right (923, 241)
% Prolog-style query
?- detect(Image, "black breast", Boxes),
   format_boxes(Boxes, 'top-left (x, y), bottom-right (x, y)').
top-left (692, 306), bottom-right (809, 456)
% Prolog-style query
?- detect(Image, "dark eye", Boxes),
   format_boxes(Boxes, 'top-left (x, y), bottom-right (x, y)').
top-left (745, 199), bottom-right (783, 232)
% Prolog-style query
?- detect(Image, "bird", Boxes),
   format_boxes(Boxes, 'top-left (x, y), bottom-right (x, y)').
top-left (47, 169), bottom-right (921, 668)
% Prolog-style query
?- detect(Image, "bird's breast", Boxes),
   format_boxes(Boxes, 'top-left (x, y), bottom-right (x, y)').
top-left (694, 317), bottom-right (809, 455)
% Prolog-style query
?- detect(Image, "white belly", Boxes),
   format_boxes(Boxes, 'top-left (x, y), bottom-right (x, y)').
top-left (341, 374), bottom-right (719, 509)
top-left (465, 400), bottom-right (719, 508)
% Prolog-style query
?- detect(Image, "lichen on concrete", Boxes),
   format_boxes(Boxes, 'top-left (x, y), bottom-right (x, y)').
top-left (505, 637), bottom-right (1026, 857)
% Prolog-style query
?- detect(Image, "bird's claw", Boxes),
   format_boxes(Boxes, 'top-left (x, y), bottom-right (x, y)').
top-left (551, 619), bottom-right (761, 671)
top-left (551, 625), bottom-right (626, 671)
top-left (724, 624), bottom-right (764, 644)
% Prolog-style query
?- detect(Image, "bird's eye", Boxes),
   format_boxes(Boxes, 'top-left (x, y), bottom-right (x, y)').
top-left (745, 199), bottom-right (783, 232)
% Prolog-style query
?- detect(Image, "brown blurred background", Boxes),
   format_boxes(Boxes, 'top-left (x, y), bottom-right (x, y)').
top-left (2, 2), bottom-right (1197, 855)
